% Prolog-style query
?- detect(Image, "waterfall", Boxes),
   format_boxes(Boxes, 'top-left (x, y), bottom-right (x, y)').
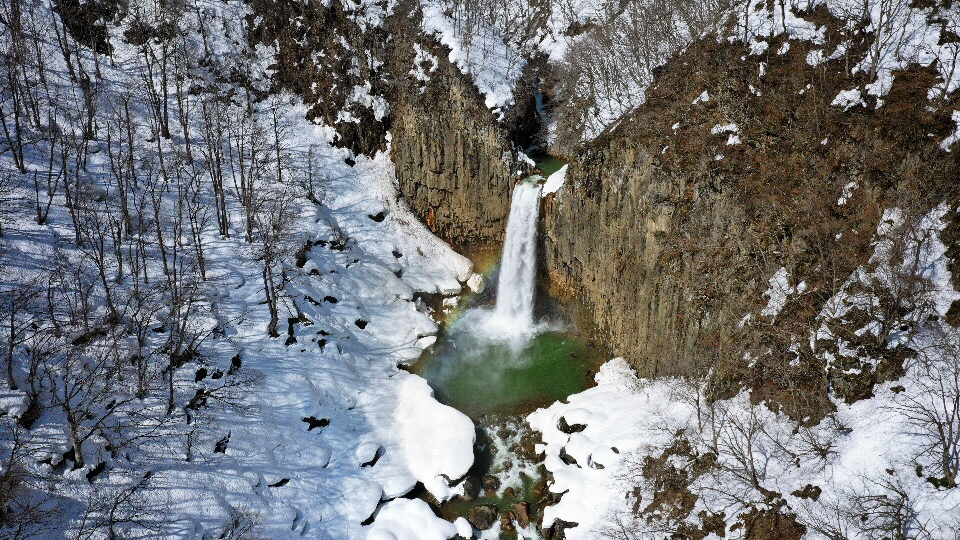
top-left (492, 181), bottom-right (542, 333)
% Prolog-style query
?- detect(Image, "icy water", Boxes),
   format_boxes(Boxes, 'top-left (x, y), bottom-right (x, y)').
top-left (411, 177), bottom-right (604, 538)
top-left (527, 152), bottom-right (567, 178)
top-left (415, 319), bottom-right (598, 418)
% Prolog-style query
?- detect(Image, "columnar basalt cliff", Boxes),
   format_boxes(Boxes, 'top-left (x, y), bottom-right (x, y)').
top-left (248, 0), bottom-right (517, 250)
top-left (542, 29), bottom-right (959, 416)
top-left (388, 38), bottom-right (517, 251)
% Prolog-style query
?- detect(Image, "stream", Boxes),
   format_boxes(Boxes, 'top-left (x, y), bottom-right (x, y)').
top-left (410, 169), bottom-right (605, 539)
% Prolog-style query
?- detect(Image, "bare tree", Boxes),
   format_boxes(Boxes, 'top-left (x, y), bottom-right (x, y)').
top-left (1, 281), bottom-right (40, 390)
top-left (254, 186), bottom-right (298, 337)
top-left (850, 476), bottom-right (931, 540)
top-left (0, 423), bottom-right (60, 538)
top-left (0, 171), bottom-right (18, 235)
top-left (896, 327), bottom-right (960, 488)
top-left (199, 93), bottom-right (231, 237)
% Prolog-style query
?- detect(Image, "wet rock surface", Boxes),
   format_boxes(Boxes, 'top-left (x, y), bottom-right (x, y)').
top-left (469, 503), bottom-right (499, 530)
top-left (460, 476), bottom-right (481, 501)
top-left (514, 501), bottom-right (532, 528)
top-left (481, 474), bottom-right (501, 493)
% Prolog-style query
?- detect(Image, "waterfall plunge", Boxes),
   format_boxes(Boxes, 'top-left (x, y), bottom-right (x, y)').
top-left (490, 181), bottom-right (542, 338)
top-left (414, 179), bottom-right (558, 410)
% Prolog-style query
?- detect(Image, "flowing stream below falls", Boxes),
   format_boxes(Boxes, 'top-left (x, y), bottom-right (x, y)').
top-left (410, 174), bottom-right (606, 539)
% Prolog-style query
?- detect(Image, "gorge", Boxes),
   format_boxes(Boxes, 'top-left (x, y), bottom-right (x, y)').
top-left (2, 0), bottom-right (960, 538)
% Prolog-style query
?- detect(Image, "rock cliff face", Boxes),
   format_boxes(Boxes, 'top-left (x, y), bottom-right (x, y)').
top-left (247, 0), bottom-right (518, 250)
top-left (388, 37), bottom-right (518, 251)
top-left (541, 32), bottom-right (958, 416)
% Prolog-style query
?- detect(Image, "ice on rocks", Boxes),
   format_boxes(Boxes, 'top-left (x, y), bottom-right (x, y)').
top-left (541, 164), bottom-right (568, 197)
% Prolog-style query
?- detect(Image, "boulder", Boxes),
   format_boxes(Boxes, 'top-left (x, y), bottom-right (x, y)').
top-left (514, 501), bottom-right (531, 528)
top-left (461, 476), bottom-right (481, 501)
top-left (469, 504), bottom-right (499, 530)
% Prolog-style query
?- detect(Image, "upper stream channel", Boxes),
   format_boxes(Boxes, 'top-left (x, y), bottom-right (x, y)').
top-left (409, 162), bottom-right (606, 539)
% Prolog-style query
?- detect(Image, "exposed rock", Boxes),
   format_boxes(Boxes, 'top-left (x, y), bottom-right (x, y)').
top-left (389, 29), bottom-right (519, 251)
top-left (301, 416), bottom-right (330, 431)
top-left (469, 504), bottom-right (499, 530)
top-left (514, 501), bottom-right (532, 528)
top-left (541, 519), bottom-right (577, 540)
top-left (790, 484), bottom-right (822, 501)
top-left (481, 474), bottom-right (501, 492)
top-left (558, 447), bottom-right (578, 467)
top-left (500, 513), bottom-right (516, 533)
top-left (557, 415), bottom-right (586, 434)
top-left (460, 476), bottom-right (481, 501)
top-left (738, 507), bottom-right (806, 540)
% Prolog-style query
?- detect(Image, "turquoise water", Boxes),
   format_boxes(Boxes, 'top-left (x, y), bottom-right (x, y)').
top-left (413, 316), bottom-right (598, 419)
top-left (528, 152), bottom-right (567, 178)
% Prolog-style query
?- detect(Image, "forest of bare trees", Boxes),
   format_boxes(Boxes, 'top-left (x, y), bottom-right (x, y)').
top-left (0, 0), bottom-right (308, 534)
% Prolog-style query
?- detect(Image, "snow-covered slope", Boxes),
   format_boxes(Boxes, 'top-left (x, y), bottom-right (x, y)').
top-left (0, 0), bottom-right (479, 537)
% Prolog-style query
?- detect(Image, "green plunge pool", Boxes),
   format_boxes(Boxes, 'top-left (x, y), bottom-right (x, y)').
top-left (412, 313), bottom-right (601, 419)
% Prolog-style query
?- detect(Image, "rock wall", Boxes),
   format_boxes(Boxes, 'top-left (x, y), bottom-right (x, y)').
top-left (387, 33), bottom-right (519, 251)
top-left (248, 0), bottom-right (519, 251)
top-left (541, 33), bottom-right (958, 416)
top-left (541, 146), bottom-right (758, 379)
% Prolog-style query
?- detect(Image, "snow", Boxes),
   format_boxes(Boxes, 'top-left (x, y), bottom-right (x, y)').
top-left (419, 0), bottom-right (526, 113)
top-left (693, 90), bottom-right (710, 104)
top-left (410, 43), bottom-right (439, 86)
top-left (541, 165), bottom-right (568, 197)
top-left (761, 267), bottom-right (794, 318)
top-left (392, 376), bottom-right (475, 499)
top-left (832, 88), bottom-right (866, 110)
top-left (467, 272), bottom-right (486, 293)
top-left (527, 359), bottom-right (695, 537)
top-left (710, 123), bottom-right (741, 145)
top-left (365, 498), bottom-right (463, 540)
top-left (838, 181), bottom-right (859, 205)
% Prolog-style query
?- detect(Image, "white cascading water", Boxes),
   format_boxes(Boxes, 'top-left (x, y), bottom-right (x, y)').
top-left (491, 181), bottom-right (542, 335)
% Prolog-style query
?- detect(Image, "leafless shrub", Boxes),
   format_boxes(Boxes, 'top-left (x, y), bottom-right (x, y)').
top-left (895, 327), bottom-right (960, 488)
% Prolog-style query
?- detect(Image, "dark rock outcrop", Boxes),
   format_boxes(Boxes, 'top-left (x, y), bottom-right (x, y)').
top-left (469, 503), bottom-right (499, 530)
top-left (514, 501), bottom-right (532, 528)
top-left (388, 33), bottom-right (519, 251)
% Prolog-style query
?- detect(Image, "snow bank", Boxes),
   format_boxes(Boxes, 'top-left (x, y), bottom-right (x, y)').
top-left (365, 498), bottom-right (468, 540)
top-left (528, 359), bottom-right (695, 536)
top-left (541, 165), bottom-right (568, 197)
top-left (393, 375), bottom-right (475, 498)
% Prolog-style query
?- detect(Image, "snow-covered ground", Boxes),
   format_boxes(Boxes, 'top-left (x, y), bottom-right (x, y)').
top-left (0, 0), bottom-right (481, 537)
